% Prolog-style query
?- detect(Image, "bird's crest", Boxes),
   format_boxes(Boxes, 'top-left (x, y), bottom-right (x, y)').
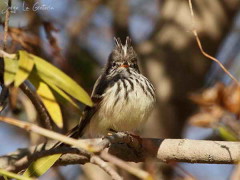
top-left (114, 36), bottom-right (132, 56)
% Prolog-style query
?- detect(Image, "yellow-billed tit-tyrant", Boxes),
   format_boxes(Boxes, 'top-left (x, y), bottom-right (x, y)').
top-left (68, 37), bottom-right (156, 139)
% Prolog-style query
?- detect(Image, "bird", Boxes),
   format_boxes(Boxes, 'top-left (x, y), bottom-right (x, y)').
top-left (69, 37), bottom-right (156, 139)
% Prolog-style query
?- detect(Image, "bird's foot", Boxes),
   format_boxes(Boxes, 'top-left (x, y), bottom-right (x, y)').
top-left (107, 129), bottom-right (142, 150)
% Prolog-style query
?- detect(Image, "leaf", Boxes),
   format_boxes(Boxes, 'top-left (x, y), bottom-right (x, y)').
top-left (30, 75), bottom-right (63, 128)
top-left (14, 51), bottom-right (35, 87)
top-left (0, 169), bottom-right (33, 180)
top-left (3, 57), bottom-right (18, 86)
top-left (19, 51), bottom-right (93, 107)
top-left (39, 74), bottom-right (79, 108)
top-left (23, 154), bottom-right (61, 177)
top-left (218, 126), bottom-right (238, 141)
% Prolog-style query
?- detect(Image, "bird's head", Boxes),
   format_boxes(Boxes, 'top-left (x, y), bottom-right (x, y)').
top-left (107, 37), bottom-right (139, 72)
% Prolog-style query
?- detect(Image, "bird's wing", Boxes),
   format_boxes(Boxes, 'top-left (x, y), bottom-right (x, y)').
top-left (67, 105), bottom-right (98, 138)
top-left (69, 74), bottom-right (113, 138)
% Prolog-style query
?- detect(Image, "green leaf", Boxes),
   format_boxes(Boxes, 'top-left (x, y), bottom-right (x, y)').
top-left (3, 57), bottom-right (18, 86)
top-left (23, 154), bottom-right (62, 177)
top-left (0, 169), bottom-right (33, 180)
top-left (19, 51), bottom-right (93, 107)
top-left (218, 126), bottom-right (238, 141)
top-left (14, 51), bottom-right (35, 87)
top-left (30, 74), bottom-right (63, 128)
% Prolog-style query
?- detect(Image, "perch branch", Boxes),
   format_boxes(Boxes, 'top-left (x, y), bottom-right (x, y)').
top-left (0, 136), bottom-right (239, 169)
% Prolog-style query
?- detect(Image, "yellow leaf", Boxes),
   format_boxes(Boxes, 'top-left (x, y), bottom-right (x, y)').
top-left (36, 72), bottom-right (79, 108)
top-left (18, 50), bottom-right (92, 106)
top-left (0, 169), bottom-right (33, 180)
top-left (29, 69), bottom-right (79, 108)
top-left (3, 57), bottom-right (18, 86)
top-left (29, 73), bottom-right (63, 128)
top-left (36, 81), bottom-right (63, 128)
top-left (14, 51), bottom-right (35, 87)
top-left (23, 154), bottom-right (61, 177)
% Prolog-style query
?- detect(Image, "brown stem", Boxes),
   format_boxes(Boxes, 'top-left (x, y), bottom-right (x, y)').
top-left (20, 82), bottom-right (53, 130)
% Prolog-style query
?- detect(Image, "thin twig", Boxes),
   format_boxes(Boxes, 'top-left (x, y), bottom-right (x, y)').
top-left (101, 151), bottom-right (152, 180)
top-left (6, 146), bottom-right (90, 172)
top-left (0, 116), bottom-right (95, 152)
top-left (3, 0), bottom-right (11, 50)
top-left (0, 49), bottom-right (16, 58)
top-left (187, 0), bottom-right (240, 85)
top-left (91, 155), bottom-right (123, 180)
top-left (20, 82), bottom-right (53, 130)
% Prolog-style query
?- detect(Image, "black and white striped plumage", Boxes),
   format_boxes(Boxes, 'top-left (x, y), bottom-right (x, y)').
top-left (71, 37), bottom-right (155, 138)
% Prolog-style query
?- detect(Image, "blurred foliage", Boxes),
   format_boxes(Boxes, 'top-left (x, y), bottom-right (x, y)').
top-left (189, 83), bottom-right (240, 141)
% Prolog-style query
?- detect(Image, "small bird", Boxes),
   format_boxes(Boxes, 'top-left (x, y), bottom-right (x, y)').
top-left (70, 37), bottom-right (156, 138)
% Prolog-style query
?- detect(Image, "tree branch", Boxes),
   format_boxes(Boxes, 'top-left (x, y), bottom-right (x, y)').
top-left (0, 137), bottom-right (240, 172)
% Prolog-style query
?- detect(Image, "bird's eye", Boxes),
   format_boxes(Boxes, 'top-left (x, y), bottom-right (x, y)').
top-left (131, 63), bottom-right (137, 68)
top-left (112, 62), bottom-right (117, 66)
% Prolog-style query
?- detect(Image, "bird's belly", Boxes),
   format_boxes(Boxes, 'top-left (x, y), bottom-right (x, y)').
top-left (87, 82), bottom-right (155, 137)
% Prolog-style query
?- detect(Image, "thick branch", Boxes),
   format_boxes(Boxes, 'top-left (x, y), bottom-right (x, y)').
top-left (0, 138), bottom-right (240, 172)
top-left (156, 139), bottom-right (240, 164)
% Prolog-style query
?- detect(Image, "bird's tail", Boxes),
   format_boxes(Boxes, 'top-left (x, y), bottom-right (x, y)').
top-left (52, 106), bottom-right (93, 148)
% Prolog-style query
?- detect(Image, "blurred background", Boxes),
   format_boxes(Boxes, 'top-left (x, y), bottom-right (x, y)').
top-left (1, 0), bottom-right (240, 179)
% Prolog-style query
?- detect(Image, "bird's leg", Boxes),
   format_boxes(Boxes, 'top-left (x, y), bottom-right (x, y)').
top-left (125, 131), bottom-right (143, 149)
top-left (107, 129), bottom-right (142, 150)
top-left (108, 128), bottom-right (118, 135)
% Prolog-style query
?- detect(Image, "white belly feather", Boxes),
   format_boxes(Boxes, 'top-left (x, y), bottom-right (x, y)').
top-left (87, 75), bottom-right (155, 137)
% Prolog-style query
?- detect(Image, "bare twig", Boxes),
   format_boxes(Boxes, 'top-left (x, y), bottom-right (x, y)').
top-left (3, 0), bottom-right (11, 50)
top-left (188, 0), bottom-right (240, 85)
top-left (0, 49), bottom-right (16, 58)
top-left (0, 116), bottom-right (95, 152)
top-left (6, 146), bottom-right (89, 172)
top-left (101, 151), bottom-right (152, 180)
top-left (91, 155), bottom-right (123, 180)
top-left (20, 82), bottom-right (53, 130)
